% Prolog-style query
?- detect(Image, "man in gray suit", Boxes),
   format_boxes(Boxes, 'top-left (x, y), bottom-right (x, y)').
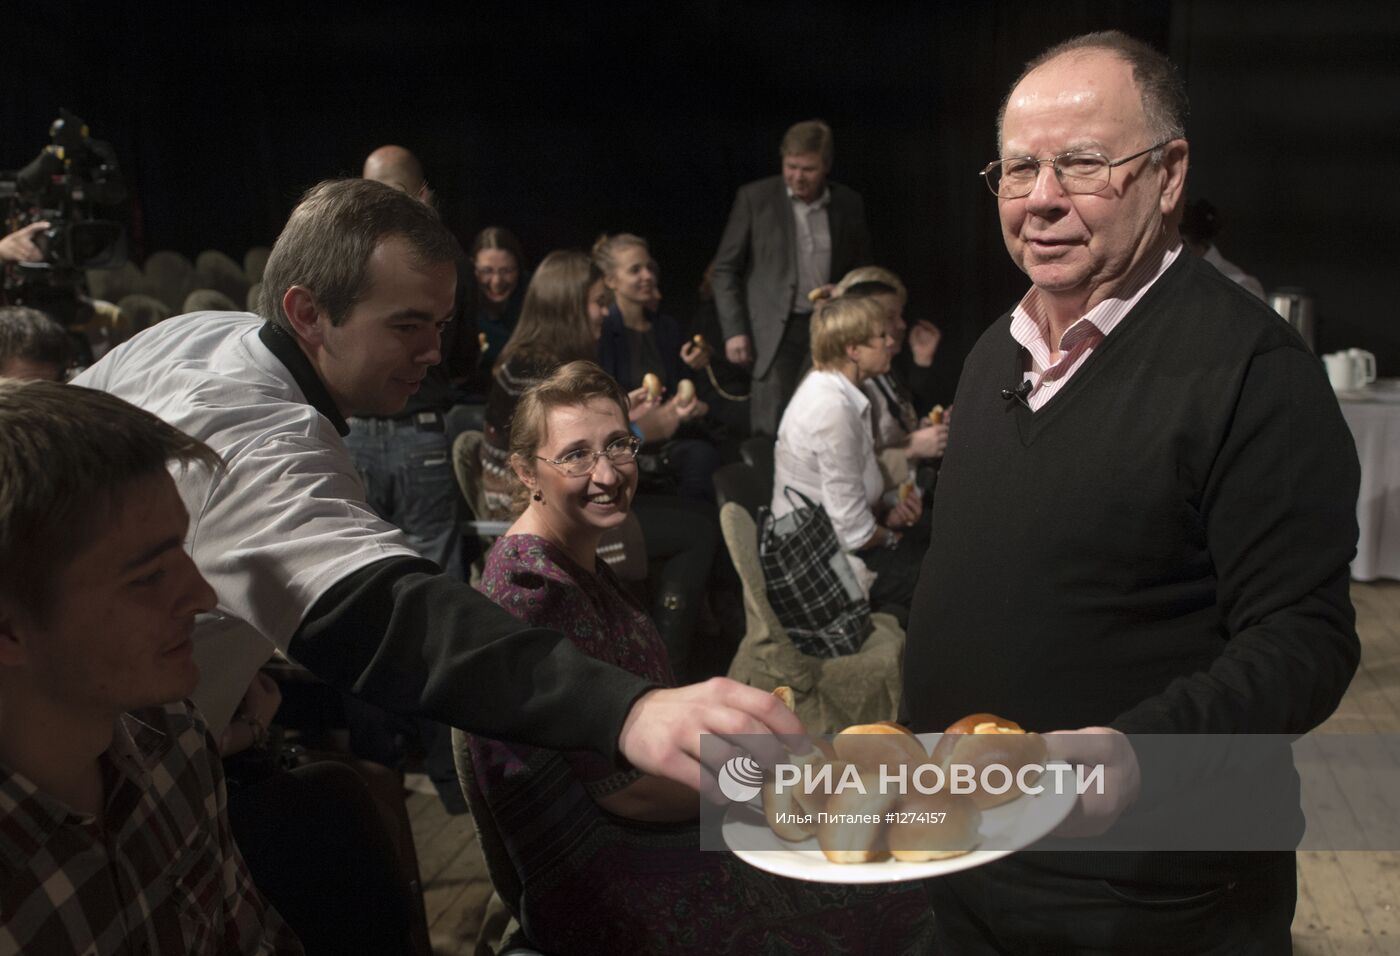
top-left (712, 119), bottom-right (874, 435)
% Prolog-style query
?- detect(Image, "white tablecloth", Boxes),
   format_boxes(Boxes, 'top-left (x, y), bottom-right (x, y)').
top-left (1340, 396), bottom-right (1400, 581)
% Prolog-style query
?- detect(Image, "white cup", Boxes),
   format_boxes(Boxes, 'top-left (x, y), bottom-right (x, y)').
top-left (1325, 350), bottom-right (1379, 391)
top-left (1325, 352), bottom-right (1356, 390)
top-left (1348, 349), bottom-right (1377, 387)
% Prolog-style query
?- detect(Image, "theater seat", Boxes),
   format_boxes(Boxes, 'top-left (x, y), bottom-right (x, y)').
top-left (718, 502), bottom-right (903, 734)
top-left (450, 730), bottom-right (547, 956)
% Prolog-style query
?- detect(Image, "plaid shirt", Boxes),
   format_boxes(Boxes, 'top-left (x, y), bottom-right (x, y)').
top-left (0, 702), bottom-right (302, 955)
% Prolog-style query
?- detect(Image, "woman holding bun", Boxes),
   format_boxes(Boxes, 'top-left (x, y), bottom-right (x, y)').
top-left (481, 255), bottom-right (717, 678)
top-left (469, 226), bottom-right (528, 371)
top-left (771, 295), bottom-right (930, 625)
top-left (480, 251), bottom-right (607, 521)
top-left (592, 232), bottom-right (720, 502)
top-left (469, 362), bottom-right (931, 954)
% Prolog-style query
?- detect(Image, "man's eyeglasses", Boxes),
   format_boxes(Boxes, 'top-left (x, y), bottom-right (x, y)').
top-left (535, 436), bottom-right (641, 477)
top-left (980, 140), bottom-right (1171, 199)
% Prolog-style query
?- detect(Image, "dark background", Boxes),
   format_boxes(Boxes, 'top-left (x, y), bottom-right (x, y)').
top-left (7, 1), bottom-right (1398, 375)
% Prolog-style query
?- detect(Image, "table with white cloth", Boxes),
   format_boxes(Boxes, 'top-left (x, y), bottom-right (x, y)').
top-left (1338, 383), bottom-right (1400, 581)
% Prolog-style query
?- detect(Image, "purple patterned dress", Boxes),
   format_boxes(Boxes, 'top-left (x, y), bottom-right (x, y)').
top-left (471, 534), bottom-right (933, 954)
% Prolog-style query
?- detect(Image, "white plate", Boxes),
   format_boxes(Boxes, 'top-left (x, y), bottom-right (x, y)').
top-left (723, 760), bottom-right (1078, 884)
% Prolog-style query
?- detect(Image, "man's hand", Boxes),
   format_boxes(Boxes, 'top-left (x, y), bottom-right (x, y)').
top-left (725, 334), bottom-right (754, 366)
top-left (1043, 727), bottom-right (1141, 837)
top-left (908, 320), bottom-right (942, 368)
top-left (0, 222), bottom-right (50, 264)
top-left (906, 423), bottom-right (949, 460)
top-left (617, 678), bottom-right (807, 797)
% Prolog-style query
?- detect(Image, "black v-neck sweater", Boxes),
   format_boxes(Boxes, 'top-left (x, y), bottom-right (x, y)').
top-left (905, 255), bottom-right (1359, 884)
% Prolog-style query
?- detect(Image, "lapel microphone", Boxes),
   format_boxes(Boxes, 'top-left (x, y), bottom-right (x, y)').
top-left (1000, 379), bottom-right (1033, 408)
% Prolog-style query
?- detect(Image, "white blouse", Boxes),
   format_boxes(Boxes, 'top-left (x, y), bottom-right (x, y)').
top-left (772, 369), bottom-right (883, 556)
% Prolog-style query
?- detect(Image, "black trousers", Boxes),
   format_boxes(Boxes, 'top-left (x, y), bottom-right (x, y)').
top-left (923, 852), bottom-right (1297, 955)
top-left (750, 312), bottom-right (812, 436)
top-left (633, 492), bottom-right (720, 683)
top-left (857, 517), bottom-right (931, 627)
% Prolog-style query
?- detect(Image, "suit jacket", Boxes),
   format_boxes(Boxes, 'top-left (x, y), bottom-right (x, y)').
top-left (711, 175), bottom-right (873, 379)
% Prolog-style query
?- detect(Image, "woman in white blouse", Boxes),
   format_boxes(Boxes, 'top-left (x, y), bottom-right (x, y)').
top-left (770, 295), bottom-right (927, 624)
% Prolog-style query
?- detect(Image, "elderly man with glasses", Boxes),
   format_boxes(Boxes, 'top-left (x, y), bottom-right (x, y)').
top-left (903, 31), bottom-right (1358, 953)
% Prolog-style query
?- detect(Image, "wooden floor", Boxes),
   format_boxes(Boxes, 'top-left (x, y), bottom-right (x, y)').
top-left (409, 581), bottom-right (1400, 956)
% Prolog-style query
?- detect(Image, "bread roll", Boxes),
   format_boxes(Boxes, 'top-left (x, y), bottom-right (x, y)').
top-left (931, 713), bottom-right (1045, 810)
top-left (771, 685), bottom-right (796, 712)
top-left (927, 405), bottom-right (945, 426)
top-left (886, 790), bottom-right (982, 861)
top-left (675, 378), bottom-right (696, 403)
top-left (833, 722), bottom-right (927, 771)
top-left (762, 756), bottom-right (821, 842)
top-left (642, 372), bottom-right (662, 401)
top-left (816, 769), bottom-right (896, 863)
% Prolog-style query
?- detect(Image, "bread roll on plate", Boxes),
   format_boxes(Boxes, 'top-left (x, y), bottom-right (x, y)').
top-left (816, 769), bottom-right (898, 863)
top-left (833, 721), bottom-right (927, 771)
top-left (886, 791), bottom-right (982, 862)
top-left (930, 713), bottom-right (1046, 810)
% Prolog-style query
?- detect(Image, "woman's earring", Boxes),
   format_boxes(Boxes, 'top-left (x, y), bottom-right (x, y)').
top-left (532, 490), bottom-right (543, 503)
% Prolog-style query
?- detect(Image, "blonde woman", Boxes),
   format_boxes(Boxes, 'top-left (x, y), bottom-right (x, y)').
top-left (771, 295), bottom-right (928, 623)
top-left (592, 232), bottom-right (719, 502)
top-left (834, 265), bottom-right (950, 421)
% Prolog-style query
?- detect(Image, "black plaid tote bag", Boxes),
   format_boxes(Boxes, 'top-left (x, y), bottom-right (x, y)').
top-left (757, 487), bottom-right (872, 657)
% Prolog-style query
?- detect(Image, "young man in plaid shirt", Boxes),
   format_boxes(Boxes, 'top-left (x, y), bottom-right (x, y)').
top-left (0, 380), bottom-right (301, 955)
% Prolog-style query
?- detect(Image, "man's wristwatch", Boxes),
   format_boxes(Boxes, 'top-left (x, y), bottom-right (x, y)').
top-left (883, 527), bottom-right (901, 550)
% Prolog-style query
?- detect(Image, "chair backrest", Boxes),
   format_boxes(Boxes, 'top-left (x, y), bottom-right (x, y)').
top-left (115, 293), bottom-right (173, 333)
top-left (195, 249), bottom-right (250, 306)
top-left (718, 501), bottom-right (810, 682)
top-left (243, 245), bottom-right (272, 285)
top-left (718, 502), bottom-right (904, 732)
top-left (452, 430), bottom-right (488, 518)
top-left (712, 461), bottom-right (769, 519)
top-left (143, 250), bottom-right (195, 310)
top-left (596, 513), bottom-right (649, 582)
top-left (86, 261), bottom-right (146, 304)
top-left (739, 434), bottom-right (776, 478)
top-left (449, 730), bottom-right (524, 917)
top-left (183, 288), bottom-right (238, 313)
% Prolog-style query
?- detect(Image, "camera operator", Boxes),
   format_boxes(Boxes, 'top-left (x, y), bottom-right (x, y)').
top-left (0, 221), bottom-right (50, 264)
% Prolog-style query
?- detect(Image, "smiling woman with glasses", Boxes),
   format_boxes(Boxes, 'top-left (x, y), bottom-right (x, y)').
top-left (535, 434), bottom-right (642, 477)
top-left (463, 358), bottom-right (935, 953)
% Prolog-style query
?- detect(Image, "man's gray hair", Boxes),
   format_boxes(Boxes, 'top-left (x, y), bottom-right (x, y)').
top-left (258, 178), bottom-right (461, 330)
top-left (0, 306), bottom-right (70, 370)
top-left (997, 30), bottom-right (1188, 159)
